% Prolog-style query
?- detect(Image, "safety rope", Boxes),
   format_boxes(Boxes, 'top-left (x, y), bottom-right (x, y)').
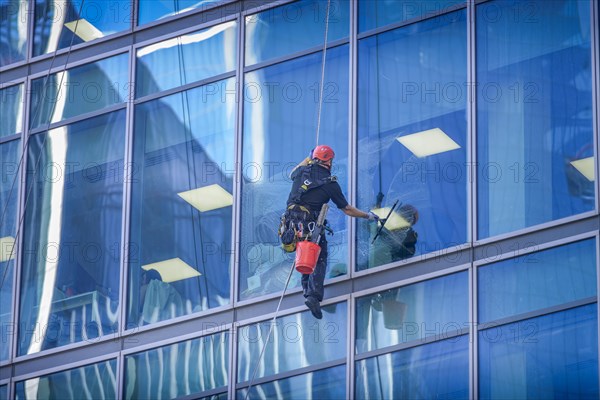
top-left (315, 0), bottom-right (332, 146)
top-left (243, 261), bottom-right (296, 400)
top-left (0, 1), bottom-right (88, 291)
top-left (243, 2), bottom-right (333, 398)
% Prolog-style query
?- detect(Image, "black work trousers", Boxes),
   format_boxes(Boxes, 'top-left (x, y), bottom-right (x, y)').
top-left (301, 235), bottom-right (328, 302)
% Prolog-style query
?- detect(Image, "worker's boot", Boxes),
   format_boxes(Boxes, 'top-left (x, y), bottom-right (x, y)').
top-left (305, 296), bottom-right (322, 319)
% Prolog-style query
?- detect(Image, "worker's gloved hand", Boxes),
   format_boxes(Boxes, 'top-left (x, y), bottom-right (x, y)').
top-left (367, 211), bottom-right (380, 222)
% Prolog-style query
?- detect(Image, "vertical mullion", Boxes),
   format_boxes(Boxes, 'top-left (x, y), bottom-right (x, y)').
top-left (467, 0), bottom-right (478, 399)
top-left (230, 9), bottom-right (246, 400)
top-left (116, 45), bottom-right (136, 399)
top-left (347, 0), bottom-right (358, 398)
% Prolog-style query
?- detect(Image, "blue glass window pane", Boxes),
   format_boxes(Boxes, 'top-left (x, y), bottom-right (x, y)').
top-left (237, 365), bottom-right (346, 400)
top-left (30, 53), bottom-right (129, 129)
top-left (477, 0), bottom-right (594, 238)
top-left (128, 78), bottom-right (234, 327)
top-left (136, 20), bottom-right (237, 97)
top-left (0, 84), bottom-right (23, 138)
top-left (15, 359), bottom-right (117, 399)
top-left (0, 0), bottom-right (28, 67)
top-left (125, 332), bottom-right (228, 399)
top-left (0, 385), bottom-right (6, 400)
top-left (0, 139), bottom-right (20, 361)
top-left (479, 238), bottom-right (597, 324)
top-left (238, 302), bottom-right (346, 382)
top-left (356, 335), bottom-right (469, 399)
top-left (19, 111), bottom-right (125, 355)
top-left (138, 0), bottom-right (222, 26)
top-left (239, 45), bottom-right (349, 301)
top-left (357, 10), bottom-right (467, 271)
top-left (359, 0), bottom-right (464, 32)
top-left (356, 272), bottom-right (468, 354)
top-left (479, 304), bottom-right (599, 399)
top-left (245, 0), bottom-right (349, 65)
top-left (34, 0), bottom-right (131, 56)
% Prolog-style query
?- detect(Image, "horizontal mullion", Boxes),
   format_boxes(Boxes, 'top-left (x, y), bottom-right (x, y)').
top-left (28, 104), bottom-right (127, 136)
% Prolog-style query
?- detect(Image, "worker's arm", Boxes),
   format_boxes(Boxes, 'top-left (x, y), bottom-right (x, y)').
top-left (342, 204), bottom-right (377, 220)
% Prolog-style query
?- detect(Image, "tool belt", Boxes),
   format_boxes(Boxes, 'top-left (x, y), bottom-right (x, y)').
top-left (279, 204), bottom-right (315, 253)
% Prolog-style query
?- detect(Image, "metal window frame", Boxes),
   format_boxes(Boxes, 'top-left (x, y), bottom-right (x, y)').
top-left (12, 352), bottom-right (119, 385)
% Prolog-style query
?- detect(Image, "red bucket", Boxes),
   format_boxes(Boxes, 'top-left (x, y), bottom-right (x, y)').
top-left (295, 241), bottom-right (321, 274)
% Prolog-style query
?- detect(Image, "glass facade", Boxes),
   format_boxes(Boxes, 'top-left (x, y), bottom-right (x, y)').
top-left (15, 359), bottom-right (117, 399)
top-left (0, 84), bottom-right (23, 138)
top-left (33, 0), bottom-right (131, 56)
top-left (357, 9), bottom-right (467, 270)
top-left (0, 0), bottom-right (28, 68)
top-left (0, 0), bottom-right (598, 398)
top-left (477, 0), bottom-right (595, 238)
top-left (125, 331), bottom-right (228, 399)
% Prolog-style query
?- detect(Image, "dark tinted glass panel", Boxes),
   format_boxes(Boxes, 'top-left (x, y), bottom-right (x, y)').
top-left (356, 272), bottom-right (468, 354)
top-left (0, 385), bottom-right (6, 400)
top-left (237, 365), bottom-right (346, 400)
top-left (128, 78), bottom-right (234, 327)
top-left (34, 0), bottom-right (131, 56)
top-left (479, 304), bottom-right (599, 399)
top-left (0, 0), bottom-right (28, 67)
top-left (356, 335), bottom-right (469, 399)
top-left (138, 0), bottom-right (222, 26)
top-left (0, 84), bottom-right (24, 138)
top-left (125, 332), bottom-right (228, 399)
top-left (30, 53), bottom-right (129, 129)
top-left (15, 359), bottom-right (117, 399)
top-left (478, 238), bottom-right (597, 323)
top-left (359, 0), bottom-right (464, 32)
top-left (239, 45), bottom-right (349, 300)
top-left (245, 0), bottom-right (349, 65)
top-left (238, 302), bottom-right (346, 382)
top-left (0, 139), bottom-right (20, 361)
top-left (477, 0), bottom-right (594, 238)
top-left (136, 20), bottom-right (237, 97)
top-left (19, 111), bottom-right (125, 355)
top-left (357, 10), bottom-right (467, 270)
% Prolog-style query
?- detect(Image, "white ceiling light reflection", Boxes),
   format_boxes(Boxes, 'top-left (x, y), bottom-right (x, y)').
top-left (0, 236), bottom-right (16, 262)
top-left (570, 157), bottom-right (595, 181)
top-left (178, 184), bottom-right (233, 212)
top-left (397, 128), bottom-right (460, 158)
top-left (64, 19), bottom-right (104, 42)
top-left (371, 208), bottom-right (412, 231)
top-left (142, 258), bottom-right (201, 283)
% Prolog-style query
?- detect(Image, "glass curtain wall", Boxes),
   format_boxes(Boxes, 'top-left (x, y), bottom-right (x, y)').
top-left (15, 359), bottom-right (117, 399)
top-left (478, 238), bottom-right (599, 398)
top-left (357, 9), bottom-right (468, 270)
top-left (124, 331), bottom-right (229, 399)
top-left (0, 84), bottom-right (24, 138)
top-left (29, 53), bottom-right (129, 129)
top-left (137, 0), bottom-right (223, 26)
top-left (355, 272), bottom-right (469, 398)
top-left (0, 0), bottom-right (28, 68)
top-left (239, 0), bottom-right (350, 301)
top-left (477, 0), bottom-right (595, 238)
top-left (19, 111), bottom-right (126, 355)
top-left (128, 78), bottom-right (235, 327)
top-left (33, 0), bottom-right (131, 56)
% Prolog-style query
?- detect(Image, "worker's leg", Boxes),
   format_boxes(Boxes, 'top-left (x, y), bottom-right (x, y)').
top-left (302, 237), bottom-right (328, 302)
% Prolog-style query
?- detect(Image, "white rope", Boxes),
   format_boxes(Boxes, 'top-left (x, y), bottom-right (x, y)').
top-left (243, 261), bottom-right (296, 400)
top-left (315, 0), bottom-right (332, 147)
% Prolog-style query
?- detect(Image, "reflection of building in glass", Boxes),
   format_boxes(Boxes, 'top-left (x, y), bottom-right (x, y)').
top-left (0, 0), bottom-right (598, 398)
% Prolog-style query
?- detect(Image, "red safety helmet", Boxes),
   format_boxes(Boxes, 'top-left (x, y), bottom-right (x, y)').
top-left (312, 145), bottom-right (335, 162)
